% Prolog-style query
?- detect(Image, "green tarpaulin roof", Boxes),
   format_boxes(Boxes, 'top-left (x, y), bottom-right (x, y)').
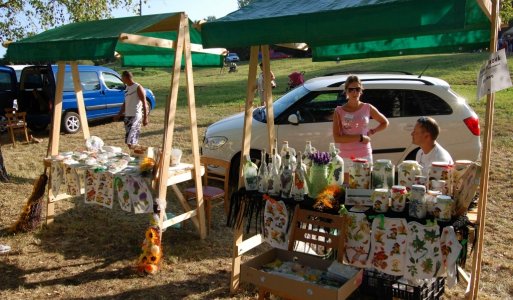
top-left (201, 0), bottom-right (491, 61)
top-left (6, 13), bottom-right (223, 67)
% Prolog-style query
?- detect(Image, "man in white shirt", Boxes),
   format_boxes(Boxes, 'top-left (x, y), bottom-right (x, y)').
top-left (411, 116), bottom-right (453, 176)
top-left (116, 71), bottom-right (148, 149)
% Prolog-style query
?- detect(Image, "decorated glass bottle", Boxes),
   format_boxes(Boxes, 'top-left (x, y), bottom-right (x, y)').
top-left (267, 149), bottom-right (281, 196)
top-left (243, 154), bottom-right (258, 191)
top-left (257, 149), bottom-right (268, 193)
top-left (291, 151), bottom-right (308, 201)
top-left (328, 142), bottom-right (344, 187)
top-left (280, 152), bottom-right (293, 198)
top-left (272, 139), bottom-right (282, 172)
top-left (280, 140), bottom-right (297, 169)
top-left (302, 140), bottom-right (316, 167)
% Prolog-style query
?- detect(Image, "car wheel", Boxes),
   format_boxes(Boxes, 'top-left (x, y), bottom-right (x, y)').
top-left (62, 111), bottom-right (81, 134)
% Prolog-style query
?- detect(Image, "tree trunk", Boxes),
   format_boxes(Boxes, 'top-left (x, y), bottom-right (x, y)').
top-left (0, 145), bottom-right (8, 182)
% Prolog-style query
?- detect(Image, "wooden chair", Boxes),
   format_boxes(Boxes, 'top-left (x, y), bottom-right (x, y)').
top-left (184, 156), bottom-right (231, 232)
top-left (4, 109), bottom-right (29, 147)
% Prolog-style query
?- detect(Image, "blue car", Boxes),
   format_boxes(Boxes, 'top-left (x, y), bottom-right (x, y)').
top-left (0, 65), bottom-right (156, 133)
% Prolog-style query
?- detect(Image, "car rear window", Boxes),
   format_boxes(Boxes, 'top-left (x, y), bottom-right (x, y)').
top-left (63, 71), bottom-right (100, 92)
top-left (361, 89), bottom-right (452, 118)
top-left (0, 71), bottom-right (13, 91)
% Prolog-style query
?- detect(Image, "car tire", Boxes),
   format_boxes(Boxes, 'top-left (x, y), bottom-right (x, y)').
top-left (28, 122), bottom-right (48, 132)
top-left (62, 111), bottom-right (81, 134)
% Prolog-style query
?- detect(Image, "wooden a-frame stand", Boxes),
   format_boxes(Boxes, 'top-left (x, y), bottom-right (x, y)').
top-left (45, 13), bottom-right (207, 241)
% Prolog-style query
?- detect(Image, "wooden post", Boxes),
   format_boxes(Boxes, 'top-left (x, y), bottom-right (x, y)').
top-left (46, 61), bottom-right (66, 225)
top-left (183, 13), bottom-right (207, 239)
top-left (230, 45), bottom-right (259, 294)
top-left (467, 1), bottom-right (499, 298)
top-left (70, 62), bottom-right (90, 139)
top-left (156, 13), bottom-right (186, 237)
top-left (261, 45), bottom-right (275, 153)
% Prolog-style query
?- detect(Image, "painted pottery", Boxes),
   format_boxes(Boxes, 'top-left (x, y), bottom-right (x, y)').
top-left (371, 188), bottom-right (389, 213)
top-left (397, 160), bottom-right (422, 191)
top-left (390, 185), bottom-right (407, 212)
top-left (349, 158), bottom-right (371, 189)
top-left (372, 159), bottom-right (394, 189)
top-left (409, 184), bottom-right (427, 219)
top-left (434, 195), bottom-right (453, 222)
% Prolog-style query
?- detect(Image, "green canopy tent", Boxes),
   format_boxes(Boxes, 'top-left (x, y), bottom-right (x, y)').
top-left (5, 12), bottom-right (225, 245)
top-left (201, 1), bottom-right (496, 298)
top-left (6, 13), bottom-right (224, 67)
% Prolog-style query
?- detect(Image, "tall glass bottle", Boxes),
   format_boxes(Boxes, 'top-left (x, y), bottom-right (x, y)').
top-left (291, 151), bottom-right (308, 201)
top-left (328, 142), bottom-right (344, 186)
top-left (257, 150), bottom-right (268, 193)
top-left (280, 152), bottom-right (293, 198)
top-left (302, 140), bottom-right (316, 168)
top-left (280, 140), bottom-right (297, 169)
top-left (272, 140), bottom-right (282, 173)
top-left (268, 149), bottom-right (281, 196)
top-left (243, 154), bottom-right (258, 191)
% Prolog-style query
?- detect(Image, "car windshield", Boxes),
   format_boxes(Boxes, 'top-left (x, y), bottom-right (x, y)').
top-left (253, 86), bottom-right (310, 122)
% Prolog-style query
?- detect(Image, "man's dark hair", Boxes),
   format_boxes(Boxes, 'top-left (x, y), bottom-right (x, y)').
top-left (121, 71), bottom-right (133, 79)
top-left (417, 116), bottom-right (440, 140)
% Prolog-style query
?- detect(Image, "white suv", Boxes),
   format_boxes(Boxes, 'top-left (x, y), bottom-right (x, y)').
top-left (202, 73), bottom-right (481, 178)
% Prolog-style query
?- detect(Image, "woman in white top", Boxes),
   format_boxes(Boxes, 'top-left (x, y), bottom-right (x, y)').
top-left (411, 116), bottom-right (453, 176)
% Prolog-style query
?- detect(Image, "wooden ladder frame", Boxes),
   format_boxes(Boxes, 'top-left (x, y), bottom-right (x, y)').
top-left (45, 13), bottom-right (206, 241)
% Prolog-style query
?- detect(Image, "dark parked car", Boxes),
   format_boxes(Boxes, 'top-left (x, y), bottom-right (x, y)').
top-left (0, 65), bottom-right (156, 133)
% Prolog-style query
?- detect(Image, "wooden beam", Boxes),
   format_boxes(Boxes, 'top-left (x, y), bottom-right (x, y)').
top-left (236, 233), bottom-right (264, 256)
top-left (467, 0), bottom-right (499, 299)
top-left (70, 62), bottom-right (90, 139)
top-left (261, 45), bottom-right (276, 154)
top-left (230, 46), bottom-right (259, 294)
top-left (477, 0), bottom-right (492, 22)
top-left (119, 33), bottom-right (175, 49)
top-left (156, 13), bottom-right (186, 238)
top-left (190, 43), bottom-right (228, 55)
top-left (183, 14), bottom-right (207, 239)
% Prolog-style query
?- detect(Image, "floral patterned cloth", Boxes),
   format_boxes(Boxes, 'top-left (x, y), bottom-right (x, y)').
top-left (344, 212), bottom-right (371, 268)
top-left (368, 217), bottom-right (408, 276)
top-left (263, 199), bottom-right (289, 249)
top-left (50, 160), bottom-right (65, 195)
top-left (404, 222), bottom-right (442, 280)
top-left (438, 226), bottom-right (462, 287)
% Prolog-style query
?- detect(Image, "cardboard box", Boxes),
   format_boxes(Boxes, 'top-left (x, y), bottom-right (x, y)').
top-left (242, 248), bottom-right (363, 300)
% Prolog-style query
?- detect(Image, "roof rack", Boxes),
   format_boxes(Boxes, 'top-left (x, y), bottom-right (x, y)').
top-left (327, 77), bottom-right (434, 88)
top-left (324, 70), bottom-right (413, 76)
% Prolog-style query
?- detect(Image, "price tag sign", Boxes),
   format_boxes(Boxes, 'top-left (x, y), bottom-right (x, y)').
top-left (477, 48), bottom-right (513, 100)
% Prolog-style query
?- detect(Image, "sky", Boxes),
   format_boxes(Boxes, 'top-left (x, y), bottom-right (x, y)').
top-left (1, 0), bottom-right (239, 58)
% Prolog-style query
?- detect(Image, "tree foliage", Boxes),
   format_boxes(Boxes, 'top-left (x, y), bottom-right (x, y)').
top-left (0, 0), bottom-right (144, 44)
top-left (237, 0), bottom-right (253, 9)
top-left (501, 0), bottom-right (513, 26)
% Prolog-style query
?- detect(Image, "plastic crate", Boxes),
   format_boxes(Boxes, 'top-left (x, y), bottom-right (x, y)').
top-left (360, 269), bottom-right (445, 300)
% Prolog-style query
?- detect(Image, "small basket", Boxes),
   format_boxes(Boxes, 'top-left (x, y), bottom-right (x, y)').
top-left (361, 269), bottom-right (445, 300)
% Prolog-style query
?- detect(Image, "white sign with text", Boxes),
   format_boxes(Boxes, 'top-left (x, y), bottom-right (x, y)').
top-left (477, 48), bottom-right (513, 100)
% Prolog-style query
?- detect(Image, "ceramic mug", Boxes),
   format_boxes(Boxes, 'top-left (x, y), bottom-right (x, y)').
top-left (371, 188), bottom-right (389, 213)
top-left (390, 185), bottom-right (407, 212)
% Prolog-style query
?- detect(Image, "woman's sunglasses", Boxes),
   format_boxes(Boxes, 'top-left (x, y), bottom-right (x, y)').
top-left (347, 87), bottom-right (362, 93)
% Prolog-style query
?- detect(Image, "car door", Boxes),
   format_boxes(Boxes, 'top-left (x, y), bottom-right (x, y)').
top-left (101, 72), bottom-right (126, 116)
top-left (275, 91), bottom-right (343, 154)
top-left (62, 70), bottom-right (105, 118)
top-left (0, 66), bottom-right (16, 115)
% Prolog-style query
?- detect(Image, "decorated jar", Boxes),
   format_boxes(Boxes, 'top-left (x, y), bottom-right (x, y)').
top-left (243, 155), bottom-right (258, 191)
top-left (409, 184), bottom-right (427, 219)
top-left (430, 179), bottom-right (448, 195)
top-left (371, 159), bottom-right (395, 189)
top-left (390, 185), bottom-right (407, 212)
top-left (435, 195), bottom-right (453, 222)
top-left (426, 190), bottom-right (442, 216)
top-left (397, 160), bottom-right (422, 191)
top-left (414, 175), bottom-right (427, 187)
top-left (307, 163), bottom-right (329, 199)
top-left (371, 188), bottom-right (389, 213)
top-left (429, 161), bottom-right (453, 193)
top-left (349, 158), bottom-right (371, 189)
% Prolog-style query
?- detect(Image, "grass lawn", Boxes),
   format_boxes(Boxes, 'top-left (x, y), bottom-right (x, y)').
top-left (1, 52), bottom-right (513, 299)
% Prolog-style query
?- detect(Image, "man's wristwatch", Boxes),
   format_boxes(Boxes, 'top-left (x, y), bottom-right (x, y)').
top-left (359, 134), bottom-right (363, 142)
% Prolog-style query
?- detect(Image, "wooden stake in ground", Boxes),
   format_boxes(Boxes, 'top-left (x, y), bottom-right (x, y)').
top-left (0, 145), bottom-right (8, 182)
